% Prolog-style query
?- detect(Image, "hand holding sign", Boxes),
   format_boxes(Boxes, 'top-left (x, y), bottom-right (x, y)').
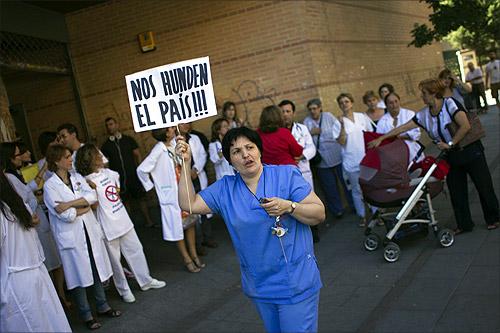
top-left (125, 57), bottom-right (217, 132)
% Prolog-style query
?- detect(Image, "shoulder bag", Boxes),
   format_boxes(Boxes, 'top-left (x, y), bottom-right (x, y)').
top-left (309, 114), bottom-right (323, 165)
top-left (444, 98), bottom-right (485, 148)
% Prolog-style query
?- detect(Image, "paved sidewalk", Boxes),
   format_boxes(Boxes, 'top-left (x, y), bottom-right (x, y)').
top-left (70, 107), bottom-right (499, 333)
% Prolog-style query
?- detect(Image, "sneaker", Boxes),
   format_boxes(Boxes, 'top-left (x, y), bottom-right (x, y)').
top-left (123, 267), bottom-right (135, 279)
top-left (122, 292), bottom-right (136, 303)
top-left (141, 278), bottom-right (166, 291)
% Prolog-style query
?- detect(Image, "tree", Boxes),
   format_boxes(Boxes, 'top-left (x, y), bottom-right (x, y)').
top-left (409, 0), bottom-right (499, 56)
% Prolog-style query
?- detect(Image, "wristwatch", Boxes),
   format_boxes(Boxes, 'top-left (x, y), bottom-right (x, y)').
top-left (290, 202), bottom-right (297, 214)
top-left (447, 141), bottom-right (454, 148)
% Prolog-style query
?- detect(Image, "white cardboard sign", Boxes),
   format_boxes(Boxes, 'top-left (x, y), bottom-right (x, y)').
top-left (125, 56), bottom-right (217, 132)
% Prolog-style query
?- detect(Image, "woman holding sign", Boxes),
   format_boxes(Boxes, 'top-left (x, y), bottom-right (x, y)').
top-left (74, 144), bottom-right (165, 304)
top-left (176, 126), bottom-right (325, 333)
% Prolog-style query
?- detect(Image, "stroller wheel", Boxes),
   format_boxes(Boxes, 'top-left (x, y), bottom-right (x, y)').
top-left (364, 233), bottom-right (381, 251)
top-left (437, 229), bottom-right (454, 248)
top-left (383, 242), bottom-right (401, 263)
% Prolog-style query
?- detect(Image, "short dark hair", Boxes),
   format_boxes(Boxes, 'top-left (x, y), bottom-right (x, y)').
top-left (104, 117), bottom-right (116, 123)
top-left (221, 127), bottom-right (263, 165)
top-left (336, 93), bottom-right (354, 104)
top-left (46, 144), bottom-right (70, 172)
top-left (278, 99), bottom-right (296, 112)
top-left (378, 83), bottom-right (395, 97)
top-left (57, 123), bottom-right (79, 139)
top-left (259, 105), bottom-right (283, 133)
top-left (307, 98), bottom-right (321, 108)
top-left (151, 128), bottom-right (167, 141)
top-left (38, 131), bottom-right (57, 156)
top-left (211, 118), bottom-right (229, 142)
top-left (75, 143), bottom-right (100, 176)
top-left (384, 92), bottom-right (401, 105)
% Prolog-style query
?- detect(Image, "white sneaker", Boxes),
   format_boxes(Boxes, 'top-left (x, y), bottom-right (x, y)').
top-left (141, 278), bottom-right (166, 291)
top-left (122, 292), bottom-right (136, 303)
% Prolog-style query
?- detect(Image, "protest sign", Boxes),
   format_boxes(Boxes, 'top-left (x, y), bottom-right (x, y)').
top-left (125, 56), bottom-right (217, 132)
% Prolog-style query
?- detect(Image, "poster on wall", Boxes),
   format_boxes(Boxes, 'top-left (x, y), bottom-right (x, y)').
top-left (125, 56), bottom-right (217, 132)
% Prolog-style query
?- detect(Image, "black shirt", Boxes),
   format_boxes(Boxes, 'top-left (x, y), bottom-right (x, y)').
top-left (101, 134), bottom-right (142, 193)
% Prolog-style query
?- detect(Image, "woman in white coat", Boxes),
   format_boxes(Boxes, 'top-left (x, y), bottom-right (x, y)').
top-left (0, 142), bottom-right (71, 309)
top-left (209, 119), bottom-right (235, 180)
top-left (376, 93), bottom-right (423, 163)
top-left (43, 144), bottom-right (120, 330)
top-left (75, 144), bottom-right (165, 303)
top-left (332, 93), bottom-right (374, 227)
top-left (137, 127), bottom-right (204, 273)
top-left (0, 170), bottom-right (71, 332)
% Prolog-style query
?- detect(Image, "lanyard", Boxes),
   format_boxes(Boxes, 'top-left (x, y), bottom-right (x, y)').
top-left (241, 169), bottom-right (289, 262)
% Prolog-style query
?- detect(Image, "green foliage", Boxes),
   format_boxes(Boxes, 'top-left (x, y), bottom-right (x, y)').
top-left (409, 0), bottom-right (499, 55)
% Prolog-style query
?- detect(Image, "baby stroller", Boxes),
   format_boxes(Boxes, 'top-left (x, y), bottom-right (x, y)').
top-left (359, 134), bottom-right (454, 262)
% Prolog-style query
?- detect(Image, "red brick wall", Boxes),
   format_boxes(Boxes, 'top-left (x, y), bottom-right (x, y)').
top-left (63, 0), bottom-right (442, 156)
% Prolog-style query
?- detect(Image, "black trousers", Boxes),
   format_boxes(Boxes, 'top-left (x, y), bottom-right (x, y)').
top-left (446, 141), bottom-right (499, 230)
top-left (471, 83), bottom-right (487, 110)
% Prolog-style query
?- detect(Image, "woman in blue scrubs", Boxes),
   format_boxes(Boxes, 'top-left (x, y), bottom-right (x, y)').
top-left (176, 126), bottom-right (325, 333)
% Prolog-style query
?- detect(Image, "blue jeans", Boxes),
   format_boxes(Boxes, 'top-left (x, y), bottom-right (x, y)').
top-left (316, 165), bottom-right (353, 215)
top-left (72, 230), bottom-right (111, 321)
top-left (253, 292), bottom-right (320, 333)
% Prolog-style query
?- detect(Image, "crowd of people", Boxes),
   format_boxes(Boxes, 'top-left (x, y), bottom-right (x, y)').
top-left (1, 56), bottom-right (500, 332)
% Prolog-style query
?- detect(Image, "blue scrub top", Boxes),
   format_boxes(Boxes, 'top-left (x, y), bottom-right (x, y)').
top-left (199, 165), bottom-right (322, 304)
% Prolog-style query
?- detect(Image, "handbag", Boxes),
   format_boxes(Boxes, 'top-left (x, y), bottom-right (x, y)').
top-left (309, 114), bottom-right (322, 165)
top-left (444, 98), bottom-right (485, 148)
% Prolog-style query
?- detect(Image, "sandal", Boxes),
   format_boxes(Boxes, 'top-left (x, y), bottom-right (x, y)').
top-left (85, 319), bottom-right (102, 330)
top-left (192, 257), bottom-right (206, 268)
top-left (97, 309), bottom-right (122, 318)
top-left (184, 261), bottom-right (201, 273)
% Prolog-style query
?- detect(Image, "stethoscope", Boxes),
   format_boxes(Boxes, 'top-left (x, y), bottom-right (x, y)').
top-left (243, 170), bottom-right (289, 263)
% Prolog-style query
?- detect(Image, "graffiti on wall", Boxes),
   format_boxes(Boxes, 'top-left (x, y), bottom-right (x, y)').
top-left (229, 80), bottom-right (278, 128)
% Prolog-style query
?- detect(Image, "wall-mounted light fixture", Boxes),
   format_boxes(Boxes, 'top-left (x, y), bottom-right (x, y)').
top-left (138, 31), bottom-right (156, 53)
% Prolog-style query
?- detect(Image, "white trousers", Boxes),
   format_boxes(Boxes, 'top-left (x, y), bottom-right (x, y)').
top-left (344, 170), bottom-right (366, 218)
top-left (105, 228), bottom-right (152, 296)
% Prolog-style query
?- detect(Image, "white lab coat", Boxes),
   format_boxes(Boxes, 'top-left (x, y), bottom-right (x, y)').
top-left (208, 140), bottom-right (235, 180)
top-left (189, 134), bottom-right (208, 190)
top-left (0, 204), bottom-right (71, 332)
top-left (137, 141), bottom-right (184, 241)
top-left (86, 168), bottom-right (152, 295)
top-left (5, 173), bottom-right (61, 271)
top-left (376, 107), bottom-right (424, 163)
top-left (43, 172), bottom-right (112, 290)
top-left (291, 122), bottom-right (316, 189)
top-left (189, 134), bottom-right (212, 219)
top-left (85, 168), bottom-right (133, 241)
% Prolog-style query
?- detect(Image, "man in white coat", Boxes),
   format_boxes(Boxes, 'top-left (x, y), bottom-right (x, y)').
top-left (57, 123), bottom-right (108, 168)
top-left (279, 99), bottom-right (316, 188)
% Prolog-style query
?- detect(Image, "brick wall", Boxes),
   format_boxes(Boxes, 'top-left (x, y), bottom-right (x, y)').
top-left (0, 75), bottom-right (15, 143)
top-left (3, 73), bottom-right (83, 158)
top-left (64, 0), bottom-right (443, 160)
